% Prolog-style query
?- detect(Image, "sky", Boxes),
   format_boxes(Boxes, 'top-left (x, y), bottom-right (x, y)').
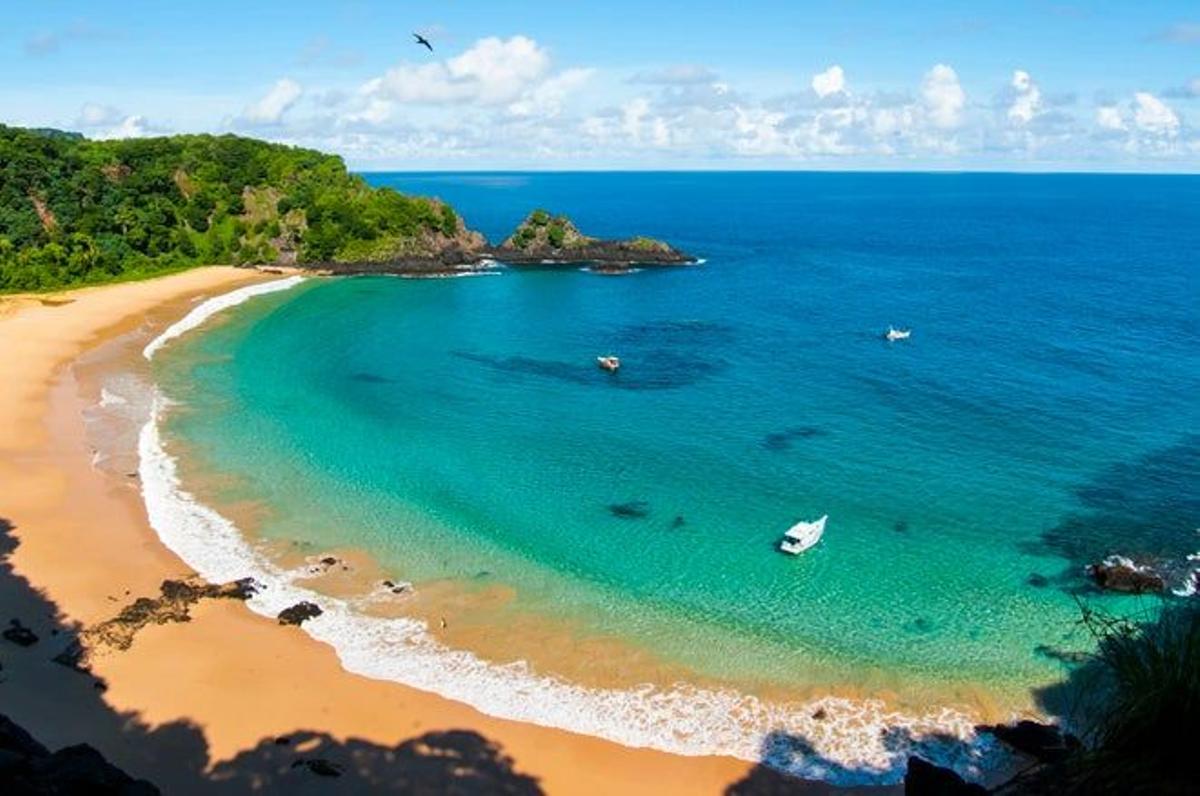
top-left (2, 1), bottom-right (1199, 171)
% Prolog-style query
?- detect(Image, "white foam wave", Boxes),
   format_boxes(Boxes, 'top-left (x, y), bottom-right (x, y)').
top-left (136, 396), bottom-right (1002, 786)
top-left (99, 387), bottom-right (128, 407)
top-left (142, 275), bottom-right (305, 360)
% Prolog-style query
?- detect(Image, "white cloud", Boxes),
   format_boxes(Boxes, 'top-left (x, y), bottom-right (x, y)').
top-left (1007, 70), bottom-right (1042, 124)
top-left (1095, 105), bottom-right (1126, 131)
top-left (1132, 92), bottom-right (1180, 136)
top-left (78, 102), bottom-right (124, 127)
top-left (811, 65), bottom-right (846, 99)
top-left (508, 68), bottom-right (594, 118)
top-left (367, 36), bottom-right (550, 105)
top-left (242, 78), bottom-right (303, 124)
top-left (921, 64), bottom-right (965, 129)
top-left (97, 115), bottom-right (151, 140)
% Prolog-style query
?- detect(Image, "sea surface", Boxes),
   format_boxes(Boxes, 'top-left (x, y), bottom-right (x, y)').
top-left (143, 173), bottom-right (1199, 782)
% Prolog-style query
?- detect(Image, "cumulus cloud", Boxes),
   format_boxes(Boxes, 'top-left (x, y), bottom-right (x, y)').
top-left (1132, 92), bottom-right (1180, 136)
top-left (1007, 70), bottom-right (1042, 124)
top-left (628, 65), bottom-right (718, 85)
top-left (77, 102), bottom-right (125, 127)
top-left (1095, 105), bottom-right (1126, 131)
top-left (811, 65), bottom-right (846, 99)
top-left (242, 79), bottom-right (303, 124)
top-left (921, 64), bottom-right (966, 129)
top-left (365, 36), bottom-right (550, 105)
top-left (96, 115), bottom-right (152, 140)
top-left (508, 68), bottom-right (594, 117)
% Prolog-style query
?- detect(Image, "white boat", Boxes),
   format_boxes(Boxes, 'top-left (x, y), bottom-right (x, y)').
top-left (885, 326), bottom-right (911, 342)
top-left (779, 515), bottom-right (827, 555)
top-left (597, 355), bottom-right (621, 372)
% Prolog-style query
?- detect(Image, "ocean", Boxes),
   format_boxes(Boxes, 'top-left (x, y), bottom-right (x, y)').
top-left (137, 172), bottom-right (1199, 784)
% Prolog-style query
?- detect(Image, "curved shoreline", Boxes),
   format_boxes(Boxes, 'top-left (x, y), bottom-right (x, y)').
top-left (134, 275), bottom-right (1006, 785)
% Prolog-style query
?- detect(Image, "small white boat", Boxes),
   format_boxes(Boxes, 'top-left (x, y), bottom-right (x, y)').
top-left (597, 355), bottom-right (621, 372)
top-left (779, 515), bottom-right (827, 555)
top-left (885, 327), bottom-right (911, 342)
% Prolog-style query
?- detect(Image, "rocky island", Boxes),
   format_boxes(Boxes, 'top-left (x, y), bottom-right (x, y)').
top-left (486, 209), bottom-right (693, 272)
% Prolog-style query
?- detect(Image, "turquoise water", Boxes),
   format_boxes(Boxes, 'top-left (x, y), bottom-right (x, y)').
top-left (156, 173), bottom-right (1200, 700)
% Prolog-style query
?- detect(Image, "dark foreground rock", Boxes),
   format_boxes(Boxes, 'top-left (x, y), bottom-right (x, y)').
top-left (0, 713), bottom-right (160, 795)
top-left (1087, 558), bottom-right (1165, 594)
top-left (904, 756), bottom-right (987, 795)
top-left (3, 619), bottom-right (38, 647)
top-left (277, 601), bottom-right (323, 626)
top-left (981, 720), bottom-right (1081, 764)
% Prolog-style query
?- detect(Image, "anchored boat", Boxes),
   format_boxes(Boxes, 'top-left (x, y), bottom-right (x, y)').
top-left (779, 515), bottom-right (827, 555)
top-left (885, 326), bottom-right (911, 342)
top-left (597, 355), bottom-right (621, 372)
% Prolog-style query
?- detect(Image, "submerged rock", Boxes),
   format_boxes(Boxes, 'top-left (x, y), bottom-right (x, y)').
top-left (1087, 557), bottom-right (1165, 594)
top-left (277, 602), bottom-right (324, 626)
top-left (608, 501), bottom-right (651, 520)
top-left (904, 756), bottom-right (987, 795)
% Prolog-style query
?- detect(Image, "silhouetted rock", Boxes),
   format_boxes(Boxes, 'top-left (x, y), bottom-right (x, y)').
top-left (3, 619), bottom-right (38, 647)
top-left (981, 720), bottom-right (1080, 764)
top-left (291, 757), bottom-right (343, 777)
top-left (0, 713), bottom-right (160, 794)
top-left (1087, 558), bottom-right (1165, 594)
top-left (277, 602), bottom-right (323, 626)
top-left (904, 756), bottom-right (987, 795)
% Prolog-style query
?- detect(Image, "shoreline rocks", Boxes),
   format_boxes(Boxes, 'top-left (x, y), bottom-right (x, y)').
top-left (1087, 557), bottom-right (1166, 594)
top-left (277, 601), bottom-right (323, 626)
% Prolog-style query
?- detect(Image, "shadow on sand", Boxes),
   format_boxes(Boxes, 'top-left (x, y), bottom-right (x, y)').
top-left (0, 516), bottom-right (543, 794)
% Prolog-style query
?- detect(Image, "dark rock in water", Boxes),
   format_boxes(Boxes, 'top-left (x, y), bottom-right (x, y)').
top-left (906, 617), bottom-right (933, 634)
top-left (1087, 559), bottom-right (1165, 594)
top-left (3, 619), bottom-right (38, 647)
top-left (904, 756), bottom-right (987, 795)
top-left (493, 210), bottom-right (694, 267)
top-left (291, 757), bottom-right (344, 777)
top-left (382, 580), bottom-right (395, 588)
top-left (1027, 573), bottom-right (1050, 588)
top-left (608, 501), bottom-right (650, 520)
top-left (812, 708), bottom-right (827, 721)
top-left (671, 515), bottom-right (686, 530)
top-left (981, 720), bottom-right (1080, 764)
top-left (277, 602), bottom-right (323, 626)
top-left (320, 556), bottom-right (338, 567)
top-left (894, 520), bottom-right (910, 534)
top-left (0, 713), bottom-right (161, 794)
top-left (762, 426), bottom-right (826, 452)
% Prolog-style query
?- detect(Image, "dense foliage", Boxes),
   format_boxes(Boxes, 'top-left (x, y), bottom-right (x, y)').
top-left (0, 126), bottom-right (463, 292)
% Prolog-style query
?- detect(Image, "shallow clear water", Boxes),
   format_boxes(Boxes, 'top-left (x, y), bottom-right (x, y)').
top-left (156, 172), bottom-right (1200, 699)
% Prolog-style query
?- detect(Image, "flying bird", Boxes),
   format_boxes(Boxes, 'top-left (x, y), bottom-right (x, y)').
top-left (413, 33), bottom-right (433, 52)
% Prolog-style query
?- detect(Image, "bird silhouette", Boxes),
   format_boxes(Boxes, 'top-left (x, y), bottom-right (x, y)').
top-left (413, 33), bottom-right (433, 52)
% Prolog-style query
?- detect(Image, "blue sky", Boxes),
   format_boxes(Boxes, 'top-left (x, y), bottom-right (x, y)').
top-left (2, 1), bottom-right (1198, 171)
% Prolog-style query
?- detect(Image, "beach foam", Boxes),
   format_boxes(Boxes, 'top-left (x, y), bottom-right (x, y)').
top-left (131, 279), bottom-right (1007, 786)
top-left (142, 275), bottom-right (305, 360)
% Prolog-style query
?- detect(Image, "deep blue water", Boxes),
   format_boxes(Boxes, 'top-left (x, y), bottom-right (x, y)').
top-left (159, 172), bottom-right (1200, 697)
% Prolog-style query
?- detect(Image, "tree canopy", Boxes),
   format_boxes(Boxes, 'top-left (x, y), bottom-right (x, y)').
top-left (0, 126), bottom-right (463, 292)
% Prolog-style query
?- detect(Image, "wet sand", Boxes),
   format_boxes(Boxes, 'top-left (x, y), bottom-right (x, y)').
top-left (0, 268), bottom-right (865, 794)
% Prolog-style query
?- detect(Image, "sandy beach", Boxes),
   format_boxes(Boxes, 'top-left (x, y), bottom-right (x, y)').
top-left (0, 267), bottom-right (864, 794)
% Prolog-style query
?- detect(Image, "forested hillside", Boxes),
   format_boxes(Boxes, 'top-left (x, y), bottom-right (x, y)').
top-left (0, 126), bottom-right (476, 291)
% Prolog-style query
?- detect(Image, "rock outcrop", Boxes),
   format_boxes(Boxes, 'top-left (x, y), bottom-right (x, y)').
top-left (1087, 557), bottom-right (1166, 594)
top-left (981, 720), bottom-right (1081, 764)
top-left (903, 756), bottom-right (987, 795)
top-left (277, 601), bottom-right (323, 626)
top-left (490, 209), bottom-right (693, 268)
